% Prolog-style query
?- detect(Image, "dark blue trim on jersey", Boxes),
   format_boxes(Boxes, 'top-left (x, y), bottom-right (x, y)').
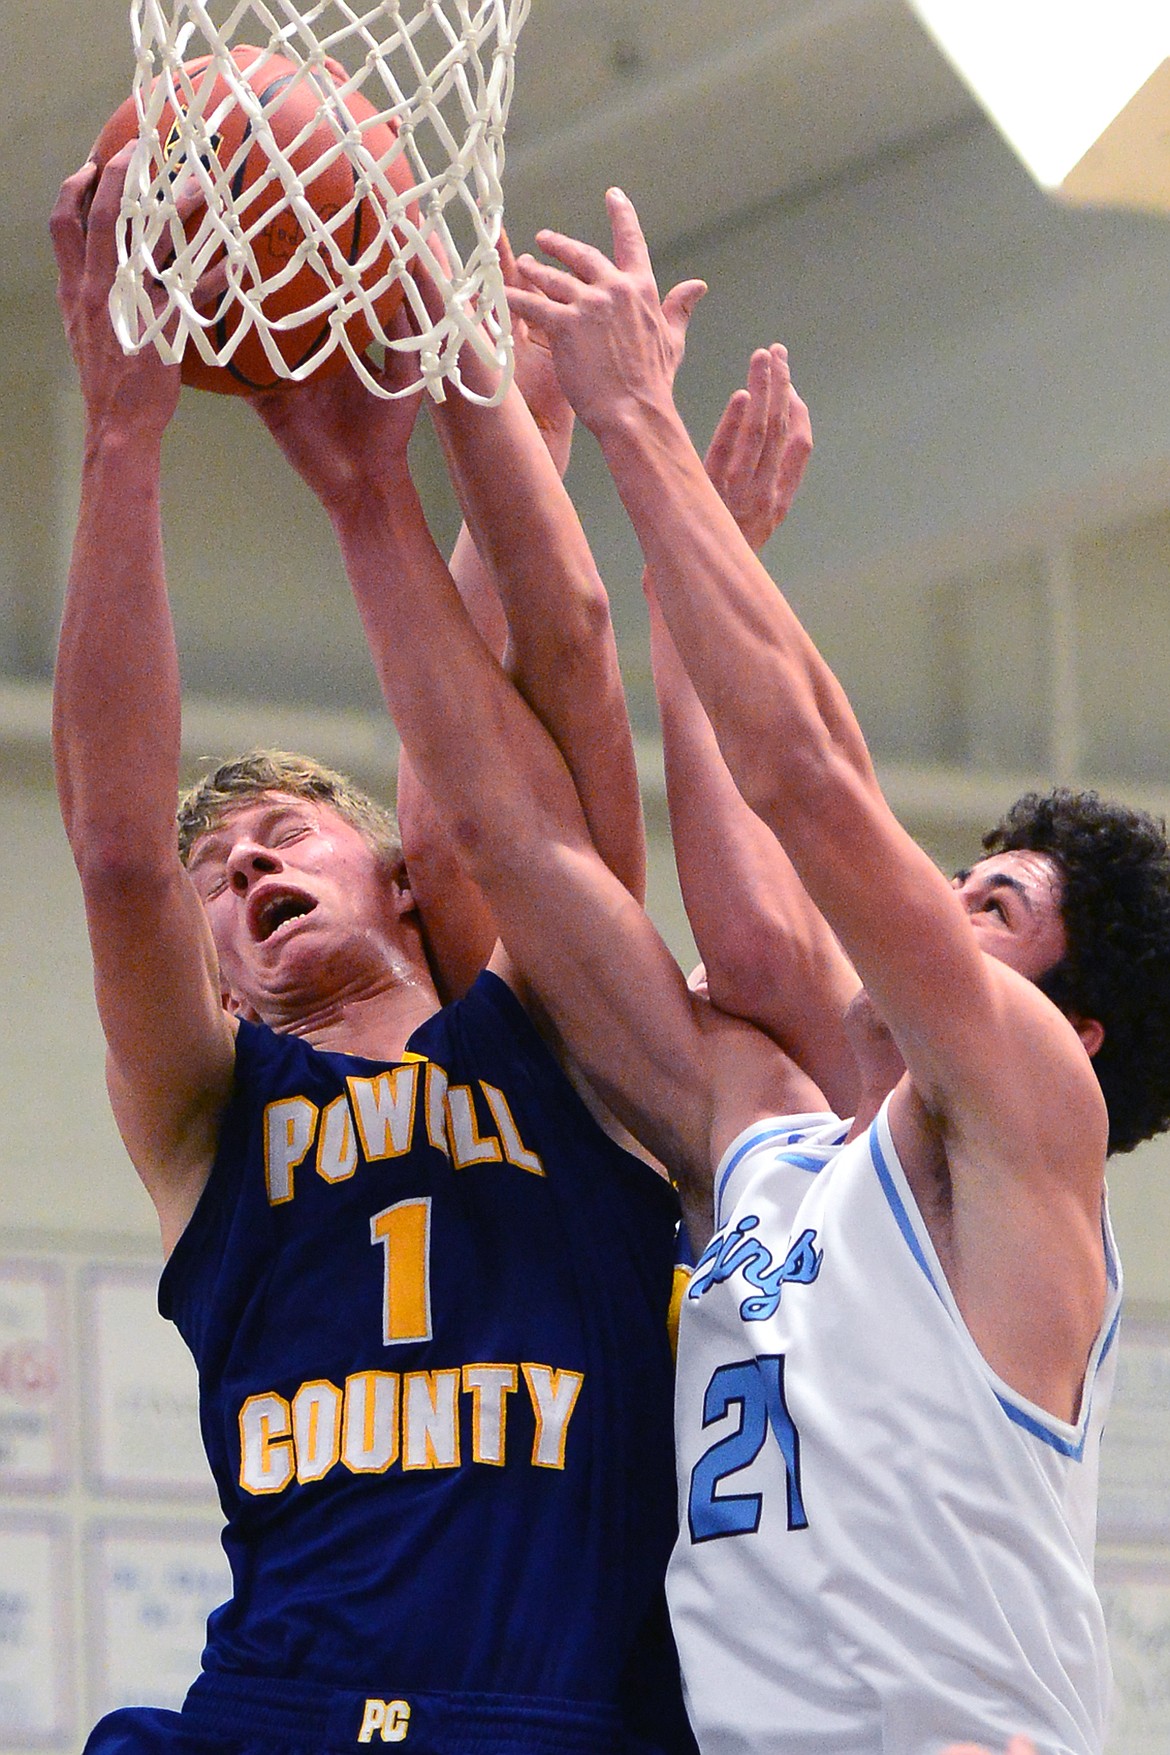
top-left (867, 1116), bottom-right (1115, 1462)
top-left (715, 1125), bottom-right (836, 1220)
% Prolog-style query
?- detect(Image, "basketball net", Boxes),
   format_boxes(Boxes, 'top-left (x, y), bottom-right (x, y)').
top-left (111, 0), bottom-right (531, 401)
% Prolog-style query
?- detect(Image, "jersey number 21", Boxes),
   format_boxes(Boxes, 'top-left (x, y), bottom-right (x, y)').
top-left (688, 1355), bottom-right (808, 1541)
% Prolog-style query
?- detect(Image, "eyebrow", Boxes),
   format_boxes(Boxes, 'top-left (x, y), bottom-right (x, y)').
top-left (953, 868), bottom-right (1034, 912)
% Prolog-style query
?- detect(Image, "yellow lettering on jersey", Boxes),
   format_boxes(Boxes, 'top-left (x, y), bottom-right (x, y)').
top-left (317, 1094), bottom-right (358, 1183)
top-left (263, 1097), bottom-right (319, 1204)
top-left (342, 1371), bottom-right (400, 1473)
top-left (239, 1391), bottom-right (295, 1494)
top-left (402, 1368), bottom-right (461, 1469)
top-left (348, 1066), bottom-right (420, 1162)
top-left (293, 1379), bottom-right (343, 1482)
top-left (480, 1084), bottom-right (545, 1176)
top-left (462, 1363), bottom-right (518, 1465)
top-left (423, 1062), bottom-right (450, 1156)
top-left (370, 1198), bottom-right (432, 1345)
top-left (522, 1364), bottom-right (584, 1469)
top-left (358, 1699), bottom-right (412, 1743)
top-left (446, 1085), bottom-right (503, 1168)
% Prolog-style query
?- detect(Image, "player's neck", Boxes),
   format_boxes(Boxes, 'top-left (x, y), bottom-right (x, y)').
top-left (268, 967), bottom-right (440, 1060)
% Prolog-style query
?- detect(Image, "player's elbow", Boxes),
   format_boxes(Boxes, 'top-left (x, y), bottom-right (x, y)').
top-left (443, 786), bottom-right (584, 891)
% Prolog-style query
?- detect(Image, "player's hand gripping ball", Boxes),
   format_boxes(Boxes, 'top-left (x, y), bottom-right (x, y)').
top-left (94, 46), bottom-right (416, 394)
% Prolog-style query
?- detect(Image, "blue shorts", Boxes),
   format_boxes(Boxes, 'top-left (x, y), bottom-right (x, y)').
top-left (84, 1674), bottom-right (630, 1755)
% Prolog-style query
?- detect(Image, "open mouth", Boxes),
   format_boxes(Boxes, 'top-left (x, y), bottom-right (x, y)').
top-left (250, 889), bottom-right (318, 943)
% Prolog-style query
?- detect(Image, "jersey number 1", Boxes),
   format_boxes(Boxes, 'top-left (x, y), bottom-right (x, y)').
top-left (370, 1198), bottom-right (432, 1345)
top-left (688, 1355), bottom-right (808, 1541)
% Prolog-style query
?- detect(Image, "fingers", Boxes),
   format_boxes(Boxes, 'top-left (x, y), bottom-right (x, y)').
top-left (497, 226), bottom-right (520, 287)
top-left (740, 346), bottom-right (776, 463)
top-left (84, 143), bottom-right (135, 285)
top-left (50, 161), bottom-right (100, 293)
top-left (703, 388), bottom-right (749, 485)
top-left (191, 251), bottom-right (229, 315)
top-left (371, 321), bottom-right (426, 399)
top-left (408, 250), bottom-right (449, 326)
top-left (761, 345), bottom-right (787, 441)
top-left (701, 341), bottom-right (812, 549)
top-left (661, 276), bottom-right (707, 348)
top-left (530, 228), bottom-right (612, 288)
top-left (785, 382), bottom-right (813, 456)
top-left (605, 186), bottom-right (655, 279)
top-left (506, 282), bottom-right (562, 332)
top-left (519, 247), bottom-right (595, 305)
top-left (171, 170), bottom-right (208, 230)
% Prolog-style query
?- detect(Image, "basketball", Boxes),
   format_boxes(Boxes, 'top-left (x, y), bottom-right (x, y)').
top-left (94, 47), bottom-right (416, 395)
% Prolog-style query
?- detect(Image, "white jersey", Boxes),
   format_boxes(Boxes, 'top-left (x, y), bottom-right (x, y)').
top-left (668, 1100), bottom-right (1121, 1755)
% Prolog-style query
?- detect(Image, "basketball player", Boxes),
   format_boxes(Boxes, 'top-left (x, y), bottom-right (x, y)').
top-left (497, 194), bottom-right (1170, 1752)
top-left (51, 147), bottom-right (695, 1755)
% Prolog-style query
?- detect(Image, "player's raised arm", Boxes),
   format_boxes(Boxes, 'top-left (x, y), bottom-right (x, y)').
top-left (509, 192), bottom-right (1098, 1126)
top-left (392, 235), bottom-right (587, 1000)
top-left (247, 342), bottom-right (714, 1187)
top-left (421, 265), bottom-right (647, 908)
top-left (649, 347), bottom-right (859, 1116)
top-left (50, 152), bottom-right (237, 1249)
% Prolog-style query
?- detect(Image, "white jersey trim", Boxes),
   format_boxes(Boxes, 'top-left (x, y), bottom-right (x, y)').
top-left (869, 1096), bottom-right (1123, 1459)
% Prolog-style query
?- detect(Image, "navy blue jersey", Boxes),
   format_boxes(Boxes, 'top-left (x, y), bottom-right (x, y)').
top-left (158, 971), bottom-right (689, 1746)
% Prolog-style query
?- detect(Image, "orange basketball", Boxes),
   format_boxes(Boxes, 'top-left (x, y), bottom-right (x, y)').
top-left (94, 47), bottom-right (416, 395)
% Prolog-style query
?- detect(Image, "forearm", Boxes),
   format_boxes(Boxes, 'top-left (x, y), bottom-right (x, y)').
top-left (395, 748), bottom-right (497, 1000)
top-left (392, 523), bottom-right (507, 995)
top-left (601, 398), bottom-right (874, 830)
top-left (431, 386), bottom-right (645, 901)
top-left (333, 475), bottom-right (712, 1182)
top-left (332, 478), bottom-right (580, 874)
top-left (650, 584), bottom-right (859, 1111)
top-left (53, 428), bottom-right (183, 871)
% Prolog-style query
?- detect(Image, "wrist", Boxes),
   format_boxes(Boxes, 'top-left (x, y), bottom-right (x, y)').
top-left (589, 392), bottom-right (695, 487)
top-left (586, 386), bottom-right (686, 452)
top-left (82, 415), bottom-right (166, 469)
top-left (327, 469), bottom-right (422, 544)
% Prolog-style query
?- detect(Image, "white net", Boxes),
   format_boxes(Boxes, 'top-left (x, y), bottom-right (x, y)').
top-left (110, 0), bottom-right (532, 400)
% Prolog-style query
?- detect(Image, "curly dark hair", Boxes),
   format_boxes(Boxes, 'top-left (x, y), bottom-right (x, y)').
top-left (982, 788), bottom-right (1170, 1154)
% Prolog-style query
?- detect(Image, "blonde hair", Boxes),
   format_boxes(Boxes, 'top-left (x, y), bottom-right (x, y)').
top-left (177, 750), bottom-right (402, 869)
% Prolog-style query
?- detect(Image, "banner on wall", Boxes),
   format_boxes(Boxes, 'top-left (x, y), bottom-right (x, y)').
top-left (0, 1262), bottom-right (68, 1492)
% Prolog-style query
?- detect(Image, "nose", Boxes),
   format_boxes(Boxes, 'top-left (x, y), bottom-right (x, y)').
top-left (226, 840), bottom-right (282, 893)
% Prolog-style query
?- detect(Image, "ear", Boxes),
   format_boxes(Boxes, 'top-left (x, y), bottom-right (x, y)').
top-left (385, 859), bottom-right (418, 918)
top-left (1070, 1014), bottom-right (1105, 1059)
